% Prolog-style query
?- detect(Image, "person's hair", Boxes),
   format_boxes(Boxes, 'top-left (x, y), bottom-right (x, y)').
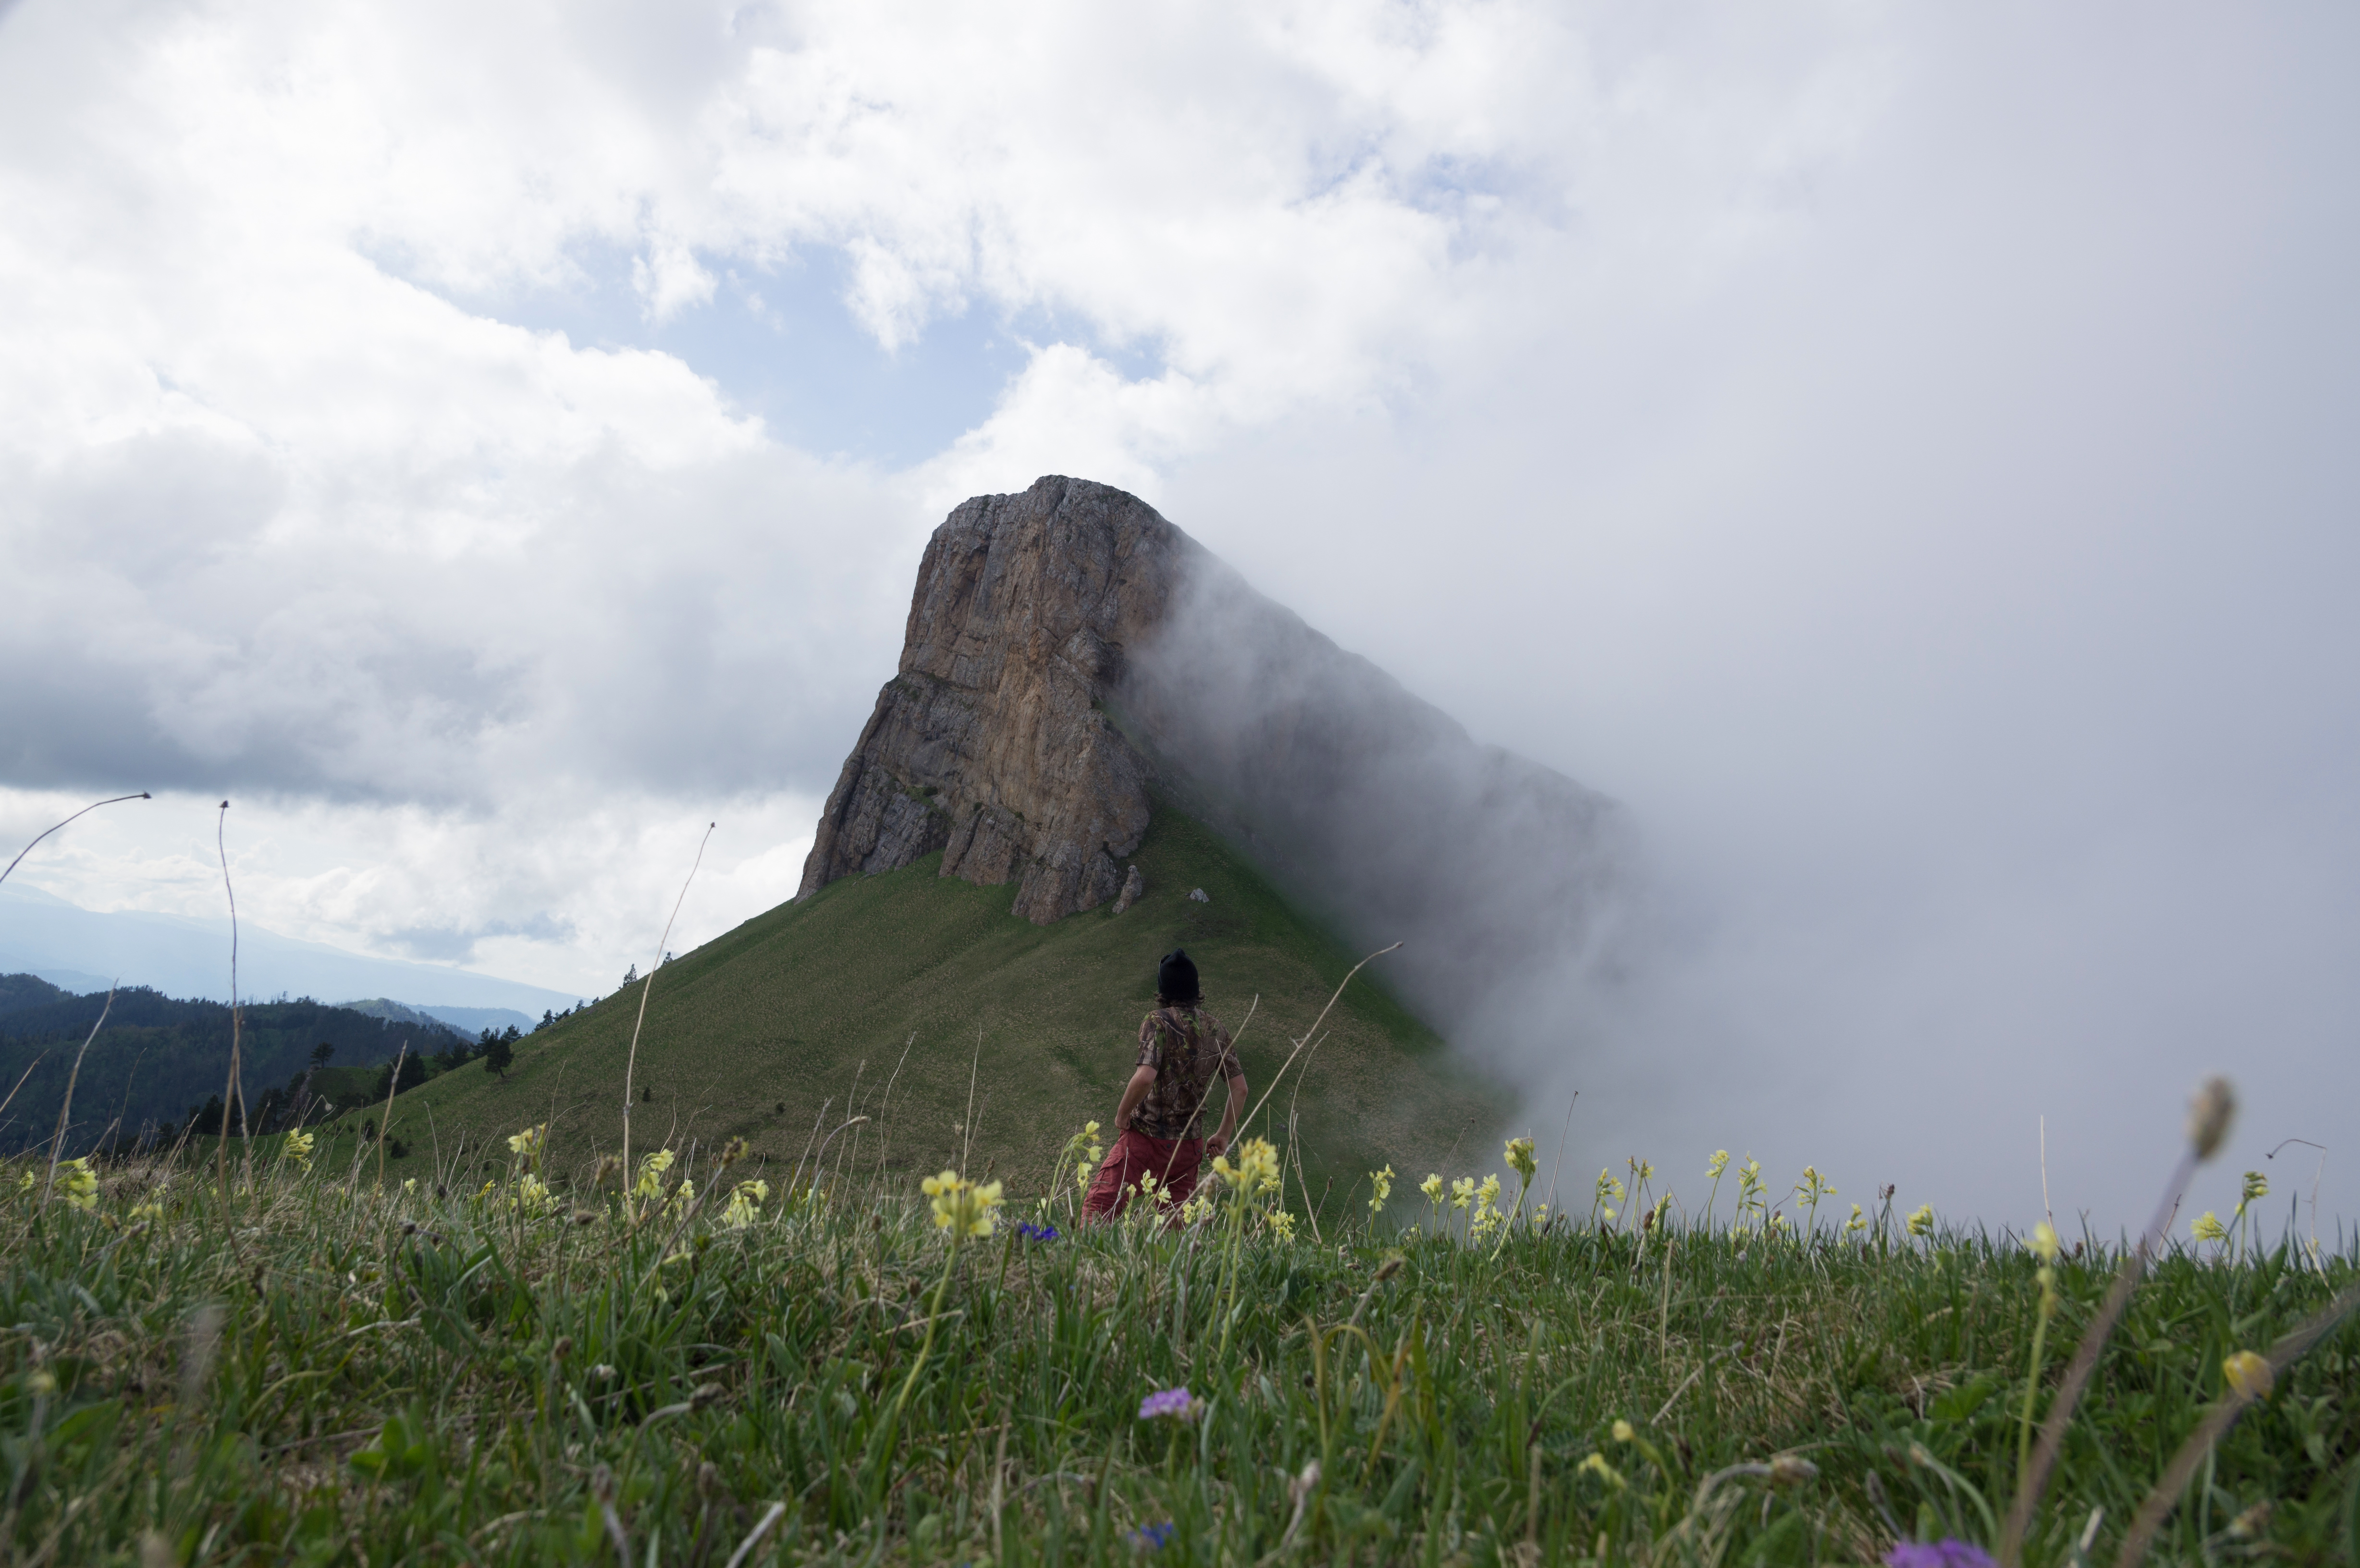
top-left (1156, 948), bottom-right (1201, 1005)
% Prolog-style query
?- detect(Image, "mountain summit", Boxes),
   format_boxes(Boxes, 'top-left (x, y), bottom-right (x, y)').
top-left (801, 477), bottom-right (1627, 1034)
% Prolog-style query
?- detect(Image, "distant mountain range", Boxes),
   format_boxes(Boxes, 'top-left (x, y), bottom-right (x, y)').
top-left (0, 880), bottom-right (581, 1022)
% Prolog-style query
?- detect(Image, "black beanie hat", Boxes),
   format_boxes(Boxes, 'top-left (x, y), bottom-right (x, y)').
top-left (1157, 949), bottom-right (1201, 1004)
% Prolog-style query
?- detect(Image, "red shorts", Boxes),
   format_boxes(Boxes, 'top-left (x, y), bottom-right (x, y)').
top-left (1083, 1128), bottom-right (1204, 1222)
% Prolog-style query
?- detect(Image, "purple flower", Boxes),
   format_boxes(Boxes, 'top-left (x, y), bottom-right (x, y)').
top-left (1886, 1541), bottom-right (1997, 1568)
top-left (1138, 1387), bottom-right (1194, 1421)
top-left (1129, 1522), bottom-right (1177, 1552)
top-left (1019, 1222), bottom-right (1059, 1242)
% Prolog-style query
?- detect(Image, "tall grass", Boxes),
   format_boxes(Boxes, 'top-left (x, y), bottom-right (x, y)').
top-left (4, 1112), bottom-right (2355, 1566)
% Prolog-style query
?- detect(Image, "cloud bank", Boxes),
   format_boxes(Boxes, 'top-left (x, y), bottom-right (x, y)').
top-left (2, 0), bottom-right (2354, 1230)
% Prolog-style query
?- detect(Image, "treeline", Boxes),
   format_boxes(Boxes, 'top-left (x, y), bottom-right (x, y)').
top-left (0, 975), bottom-right (467, 1158)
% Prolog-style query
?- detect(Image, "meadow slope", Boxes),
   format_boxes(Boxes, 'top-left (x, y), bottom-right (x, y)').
top-left (376, 807), bottom-right (1506, 1203)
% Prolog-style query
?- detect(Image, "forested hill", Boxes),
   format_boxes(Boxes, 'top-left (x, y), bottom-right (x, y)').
top-left (0, 975), bottom-right (464, 1157)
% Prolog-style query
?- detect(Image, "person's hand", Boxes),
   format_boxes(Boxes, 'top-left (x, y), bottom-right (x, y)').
top-left (1204, 1134), bottom-right (1226, 1160)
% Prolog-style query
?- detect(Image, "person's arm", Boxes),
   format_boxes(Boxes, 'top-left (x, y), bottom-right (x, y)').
top-left (1206, 1072), bottom-right (1246, 1158)
top-left (1113, 1064), bottom-right (1157, 1132)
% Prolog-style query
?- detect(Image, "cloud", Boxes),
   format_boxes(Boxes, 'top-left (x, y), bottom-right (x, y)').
top-left (1, 0), bottom-right (2354, 1226)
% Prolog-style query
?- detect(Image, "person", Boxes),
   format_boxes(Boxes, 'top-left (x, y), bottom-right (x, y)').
top-left (1082, 948), bottom-right (1246, 1223)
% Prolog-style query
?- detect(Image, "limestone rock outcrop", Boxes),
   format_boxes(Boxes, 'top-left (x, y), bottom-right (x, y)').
top-left (797, 478), bottom-right (1189, 923)
top-left (799, 476), bottom-right (1629, 1039)
top-left (1111, 865), bottom-right (1145, 915)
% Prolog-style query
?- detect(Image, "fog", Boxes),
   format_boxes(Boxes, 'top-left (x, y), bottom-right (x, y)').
top-left (2, 0), bottom-right (2354, 1234)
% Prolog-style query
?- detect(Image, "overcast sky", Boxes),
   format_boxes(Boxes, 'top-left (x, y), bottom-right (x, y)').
top-left (3, 0), bottom-right (2353, 1233)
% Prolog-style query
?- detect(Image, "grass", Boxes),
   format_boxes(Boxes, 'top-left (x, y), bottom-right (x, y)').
top-left (4, 1123), bottom-right (2355, 1567)
top-left (367, 806), bottom-right (1502, 1204)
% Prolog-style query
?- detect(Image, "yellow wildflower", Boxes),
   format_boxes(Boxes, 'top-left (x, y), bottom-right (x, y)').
top-left (2222, 1350), bottom-right (2274, 1401)
top-left (2029, 1221), bottom-right (2060, 1261)
top-left (2239, 1170), bottom-right (2269, 1205)
top-left (2191, 1210), bottom-right (2227, 1243)
top-left (1905, 1203), bottom-right (1934, 1238)
top-left (282, 1130), bottom-right (317, 1172)
top-left (1611, 1419), bottom-right (1635, 1443)
top-left (1368, 1164), bottom-right (1395, 1214)
top-left (632, 1148), bottom-right (676, 1200)
top-left (506, 1124), bottom-right (546, 1160)
top-left (922, 1169), bottom-right (1004, 1238)
top-left (1578, 1452), bottom-right (1627, 1490)
top-left (1844, 1203), bottom-right (1867, 1235)
top-left (721, 1178), bottom-right (770, 1229)
top-left (1419, 1173), bottom-right (1444, 1202)
top-left (55, 1159), bottom-right (98, 1212)
top-left (514, 1175), bottom-right (554, 1214)
top-left (1707, 1150), bottom-right (1730, 1178)
top-left (1504, 1139), bottom-right (1537, 1182)
top-left (1266, 1209), bottom-right (1296, 1240)
top-left (1450, 1176), bottom-right (1476, 1212)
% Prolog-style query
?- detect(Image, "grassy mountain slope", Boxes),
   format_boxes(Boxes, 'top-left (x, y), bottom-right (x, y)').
top-left (386, 807), bottom-right (1505, 1206)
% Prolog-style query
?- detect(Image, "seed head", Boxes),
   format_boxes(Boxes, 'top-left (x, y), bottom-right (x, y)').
top-left (2186, 1076), bottom-right (2235, 1161)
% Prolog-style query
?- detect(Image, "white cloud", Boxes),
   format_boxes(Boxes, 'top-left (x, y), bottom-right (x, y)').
top-left (1, 0), bottom-right (2354, 1226)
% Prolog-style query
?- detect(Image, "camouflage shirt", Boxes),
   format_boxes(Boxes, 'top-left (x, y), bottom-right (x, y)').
top-left (1130, 1004), bottom-right (1243, 1141)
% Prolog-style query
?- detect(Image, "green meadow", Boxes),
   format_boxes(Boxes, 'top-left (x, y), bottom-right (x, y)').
top-left (4, 1124), bottom-right (2355, 1567)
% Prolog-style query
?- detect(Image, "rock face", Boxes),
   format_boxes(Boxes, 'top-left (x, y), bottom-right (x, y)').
top-left (797, 478), bottom-right (1186, 923)
top-left (1111, 865), bottom-right (1146, 915)
top-left (799, 476), bottom-right (1628, 1037)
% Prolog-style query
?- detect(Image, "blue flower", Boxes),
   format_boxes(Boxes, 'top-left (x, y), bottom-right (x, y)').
top-left (1138, 1387), bottom-right (1194, 1420)
top-left (1129, 1522), bottom-right (1176, 1552)
top-left (1018, 1222), bottom-right (1060, 1242)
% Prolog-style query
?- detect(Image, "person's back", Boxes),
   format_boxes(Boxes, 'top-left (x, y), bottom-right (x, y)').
top-left (1083, 949), bottom-right (1246, 1222)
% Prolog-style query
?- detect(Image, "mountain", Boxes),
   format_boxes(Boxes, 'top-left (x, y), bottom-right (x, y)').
top-left (801, 476), bottom-right (1629, 1048)
top-left (0, 881), bottom-right (581, 1016)
top-left (376, 478), bottom-right (1622, 1197)
top-left (0, 973), bottom-right (466, 1156)
top-left (336, 999), bottom-right (539, 1037)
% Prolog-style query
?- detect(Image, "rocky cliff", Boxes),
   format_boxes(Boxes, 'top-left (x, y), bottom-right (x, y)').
top-left (799, 476), bottom-right (1627, 1032)
top-left (797, 478), bottom-right (1189, 923)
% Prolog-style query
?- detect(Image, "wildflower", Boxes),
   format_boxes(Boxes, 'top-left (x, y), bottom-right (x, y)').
top-left (2240, 1170), bottom-right (2269, 1204)
top-left (1451, 1176), bottom-right (1476, 1211)
top-left (1845, 1203), bottom-right (1868, 1235)
top-left (1138, 1387), bottom-right (1196, 1421)
top-left (2028, 1221), bottom-right (2060, 1262)
top-left (1504, 1139), bottom-right (1537, 1182)
top-left (1477, 1173), bottom-right (1501, 1210)
top-left (506, 1125), bottom-right (543, 1158)
top-left (922, 1169), bottom-right (1004, 1238)
top-left (128, 1199), bottom-right (165, 1224)
top-left (717, 1136), bottom-right (750, 1167)
top-left (1017, 1221), bottom-right (1060, 1242)
top-left (1419, 1173), bottom-right (1444, 1202)
top-left (2222, 1350), bottom-right (2274, 1401)
top-left (667, 1177), bottom-right (695, 1218)
top-left (402, 1177), bottom-right (417, 1194)
top-left (1611, 1419), bottom-right (1635, 1443)
top-left (28, 1370), bottom-right (55, 1396)
top-left (514, 1175), bottom-right (554, 1214)
top-left (1884, 1540), bottom-right (1998, 1568)
top-left (1266, 1209), bottom-right (1295, 1240)
top-left (55, 1159), bottom-right (98, 1212)
top-left (720, 1179), bottom-right (770, 1229)
top-left (632, 1148), bottom-right (676, 1200)
top-left (2191, 1210), bottom-right (2227, 1243)
top-left (1906, 1203), bottom-right (1935, 1238)
top-left (1595, 1167), bottom-right (1624, 1204)
top-left (1129, 1522), bottom-right (1177, 1552)
top-left (1179, 1194), bottom-right (1216, 1225)
top-left (1707, 1151), bottom-right (1730, 1179)
top-left (1368, 1164), bottom-right (1395, 1214)
top-left (282, 1130), bottom-right (317, 1172)
top-left (1577, 1452), bottom-right (1627, 1490)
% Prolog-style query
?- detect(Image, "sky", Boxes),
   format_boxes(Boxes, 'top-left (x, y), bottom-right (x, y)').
top-left (2, 0), bottom-right (2354, 1234)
